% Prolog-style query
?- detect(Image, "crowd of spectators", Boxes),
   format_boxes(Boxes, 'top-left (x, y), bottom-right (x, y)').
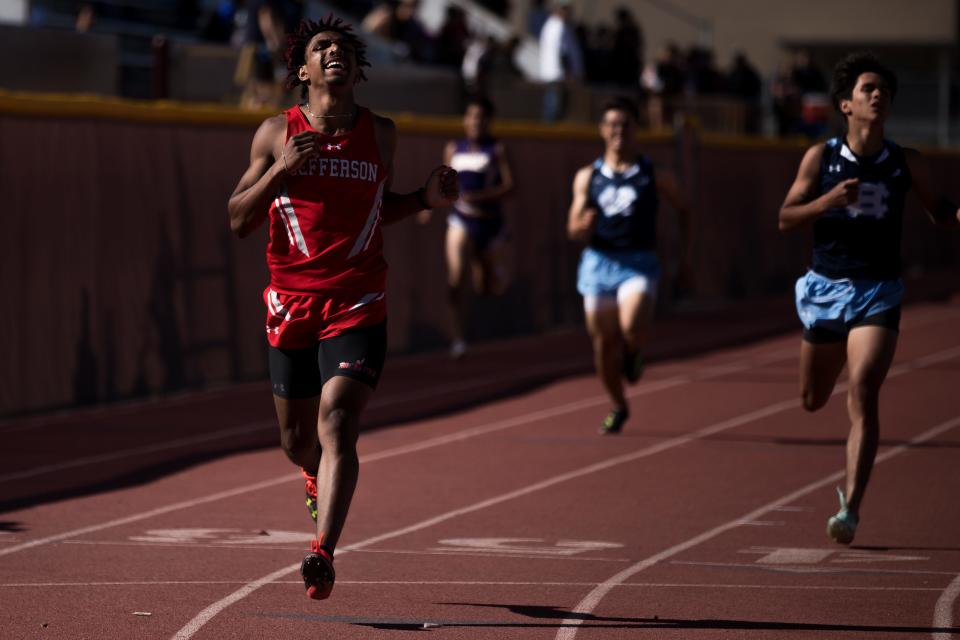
top-left (33, 0), bottom-right (829, 137)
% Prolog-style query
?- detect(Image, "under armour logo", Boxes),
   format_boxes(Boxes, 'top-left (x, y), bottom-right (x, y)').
top-left (828, 164), bottom-right (842, 173)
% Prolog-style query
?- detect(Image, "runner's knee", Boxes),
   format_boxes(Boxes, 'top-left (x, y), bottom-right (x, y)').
top-left (278, 416), bottom-right (319, 468)
top-left (846, 377), bottom-right (881, 418)
top-left (318, 407), bottom-right (360, 458)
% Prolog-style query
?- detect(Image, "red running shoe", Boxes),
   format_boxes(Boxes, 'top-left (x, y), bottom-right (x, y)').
top-left (301, 468), bottom-right (318, 523)
top-left (301, 538), bottom-right (335, 600)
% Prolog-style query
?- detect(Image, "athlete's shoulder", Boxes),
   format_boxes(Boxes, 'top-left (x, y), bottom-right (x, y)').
top-left (803, 140), bottom-right (830, 165)
top-left (250, 113), bottom-right (287, 156)
top-left (579, 160), bottom-right (601, 178)
top-left (257, 112), bottom-right (288, 134)
top-left (572, 163), bottom-right (595, 189)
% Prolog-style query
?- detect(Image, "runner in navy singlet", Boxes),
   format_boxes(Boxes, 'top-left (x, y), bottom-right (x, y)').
top-left (779, 52), bottom-right (959, 544)
top-left (568, 96), bottom-right (693, 434)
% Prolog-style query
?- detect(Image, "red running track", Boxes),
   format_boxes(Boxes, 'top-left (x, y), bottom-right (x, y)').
top-left (2, 296), bottom-right (960, 640)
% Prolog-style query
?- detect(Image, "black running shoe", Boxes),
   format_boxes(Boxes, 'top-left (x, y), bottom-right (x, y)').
top-left (623, 347), bottom-right (644, 384)
top-left (599, 407), bottom-right (629, 434)
top-left (301, 538), bottom-right (336, 600)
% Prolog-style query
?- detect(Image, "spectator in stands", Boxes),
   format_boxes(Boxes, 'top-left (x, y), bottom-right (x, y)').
top-left (436, 5), bottom-right (471, 69)
top-left (791, 48), bottom-right (830, 138)
top-left (393, 0), bottom-right (434, 63)
top-left (772, 57), bottom-right (802, 137)
top-left (539, 0), bottom-right (584, 122)
top-left (361, 1), bottom-right (396, 38)
top-left (75, 3), bottom-right (96, 33)
top-left (686, 46), bottom-right (722, 95)
top-left (362, 0), bottom-right (434, 63)
top-left (494, 35), bottom-right (524, 79)
top-left (726, 51), bottom-right (762, 133)
top-left (582, 23), bottom-right (615, 85)
top-left (791, 48), bottom-right (828, 95)
top-left (461, 35), bottom-right (497, 98)
top-left (643, 42), bottom-right (685, 128)
top-left (237, 1), bottom-right (287, 109)
top-left (200, 0), bottom-right (241, 43)
top-left (610, 6), bottom-right (642, 89)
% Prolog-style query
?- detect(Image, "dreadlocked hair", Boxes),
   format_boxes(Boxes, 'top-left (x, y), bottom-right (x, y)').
top-left (285, 15), bottom-right (371, 99)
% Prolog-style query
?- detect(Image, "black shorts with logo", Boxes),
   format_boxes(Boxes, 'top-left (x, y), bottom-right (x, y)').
top-left (268, 321), bottom-right (387, 398)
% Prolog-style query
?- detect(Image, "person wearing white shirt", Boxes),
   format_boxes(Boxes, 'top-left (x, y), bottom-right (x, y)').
top-left (538, 0), bottom-right (583, 121)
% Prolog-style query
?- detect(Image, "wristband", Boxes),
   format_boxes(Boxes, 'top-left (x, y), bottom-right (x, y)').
top-left (416, 187), bottom-right (430, 210)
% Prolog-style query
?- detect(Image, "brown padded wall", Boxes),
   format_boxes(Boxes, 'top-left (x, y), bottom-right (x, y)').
top-left (0, 110), bottom-right (956, 416)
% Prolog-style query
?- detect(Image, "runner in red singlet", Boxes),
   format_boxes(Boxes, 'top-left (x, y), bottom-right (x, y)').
top-left (228, 15), bottom-right (458, 600)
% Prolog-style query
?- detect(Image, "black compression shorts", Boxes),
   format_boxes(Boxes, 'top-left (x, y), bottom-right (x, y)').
top-left (268, 321), bottom-right (387, 398)
top-left (802, 305), bottom-right (902, 344)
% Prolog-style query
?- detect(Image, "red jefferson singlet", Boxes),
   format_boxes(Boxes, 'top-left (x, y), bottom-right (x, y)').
top-left (263, 106), bottom-right (388, 347)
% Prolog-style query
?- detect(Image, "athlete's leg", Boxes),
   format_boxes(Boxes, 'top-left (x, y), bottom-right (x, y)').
top-left (798, 338), bottom-right (847, 412)
top-left (313, 375), bottom-right (374, 551)
top-left (618, 289), bottom-right (655, 359)
top-left (310, 322), bottom-right (386, 551)
top-left (445, 222), bottom-right (471, 351)
top-left (268, 345), bottom-right (323, 470)
top-left (585, 302), bottom-right (626, 410)
top-left (842, 324), bottom-right (898, 516)
top-left (274, 395), bottom-right (322, 470)
top-left (474, 237), bottom-right (508, 296)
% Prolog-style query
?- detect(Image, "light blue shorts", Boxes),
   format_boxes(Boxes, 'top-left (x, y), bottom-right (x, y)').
top-left (577, 247), bottom-right (659, 311)
top-left (795, 270), bottom-right (903, 342)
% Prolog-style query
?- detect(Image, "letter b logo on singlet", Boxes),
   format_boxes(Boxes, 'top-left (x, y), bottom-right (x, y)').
top-left (847, 182), bottom-right (890, 219)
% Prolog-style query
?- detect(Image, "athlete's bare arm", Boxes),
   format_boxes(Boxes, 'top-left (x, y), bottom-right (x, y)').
top-left (904, 148), bottom-right (960, 227)
top-left (656, 169), bottom-right (694, 285)
top-left (442, 140), bottom-right (456, 166)
top-left (567, 165), bottom-right (596, 242)
top-left (228, 115), bottom-right (321, 238)
top-left (460, 141), bottom-right (515, 204)
top-left (374, 114), bottom-right (459, 225)
top-left (779, 143), bottom-right (860, 232)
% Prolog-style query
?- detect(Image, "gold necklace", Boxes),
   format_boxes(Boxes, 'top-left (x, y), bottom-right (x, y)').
top-left (302, 104), bottom-right (356, 120)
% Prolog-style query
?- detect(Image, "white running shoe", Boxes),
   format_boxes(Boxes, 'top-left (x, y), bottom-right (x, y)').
top-left (826, 486), bottom-right (858, 544)
top-left (450, 339), bottom-right (467, 360)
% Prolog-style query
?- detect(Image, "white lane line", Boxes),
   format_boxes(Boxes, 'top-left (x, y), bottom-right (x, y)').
top-left (170, 345), bottom-right (960, 640)
top-left (0, 347), bottom-right (794, 558)
top-left (0, 357), bottom-right (581, 477)
top-left (59, 540), bottom-right (633, 562)
top-left (672, 561), bottom-right (960, 578)
top-left (933, 573), bottom-right (960, 640)
top-left (0, 579), bottom-right (947, 592)
top-left (0, 346), bottom-right (795, 483)
top-left (555, 413), bottom-right (960, 640)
